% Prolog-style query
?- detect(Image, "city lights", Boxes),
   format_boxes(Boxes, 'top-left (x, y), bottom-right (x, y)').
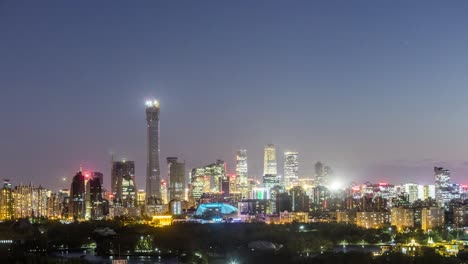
top-left (3, 2), bottom-right (468, 263)
top-left (329, 180), bottom-right (344, 191)
top-left (145, 99), bottom-right (159, 108)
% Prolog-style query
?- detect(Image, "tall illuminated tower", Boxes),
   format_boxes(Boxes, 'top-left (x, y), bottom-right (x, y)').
top-left (236, 149), bottom-right (249, 198)
top-left (284, 151), bottom-right (299, 187)
top-left (263, 144), bottom-right (277, 176)
top-left (145, 99), bottom-right (161, 202)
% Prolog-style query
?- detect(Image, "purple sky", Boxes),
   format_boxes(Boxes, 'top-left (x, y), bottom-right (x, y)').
top-left (1, 1), bottom-right (468, 191)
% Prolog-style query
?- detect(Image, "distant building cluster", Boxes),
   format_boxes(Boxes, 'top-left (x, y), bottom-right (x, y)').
top-left (334, 168), bottom-right (467, 232)
top-left (0, 99), bottom-right (467, 232)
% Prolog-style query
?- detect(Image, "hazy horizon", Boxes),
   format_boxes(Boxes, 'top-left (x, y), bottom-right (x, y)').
top-left (2, 1), bottom-right (468, 191)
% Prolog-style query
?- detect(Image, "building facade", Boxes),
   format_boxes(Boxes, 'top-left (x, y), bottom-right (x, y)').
top-left (167, 157), bottom-right (185, 201)
top-left (356, 211), bottom-right (390, 229)
top-left (190, 160), bottom-right (226, 204)
top-left (70, 172), bottom-right (86, 220)
top-left (283, 151), bottom-right (299, 187)
top-left (263, 144), bottom-right (277, 176)
top-left (263, 174), bottom-right (280, 193)
top-left (434, 167), bottom-right (451, 207)
top-left (0, 180), bottom-right (13, 220)
top-left (391, 207), bottom-right (415, 230)
top-left (236, 149), bottom-right (249, 199)
top-left (421, 207), bottom-right (445, 232)
top-left (315, 161), bottom-right (331, 186)
top-left (111, 160), bottom-right (137, 208)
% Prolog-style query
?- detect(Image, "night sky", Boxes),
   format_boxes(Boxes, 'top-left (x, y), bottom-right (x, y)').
top-left (1, 1), bottom-right (468, 191)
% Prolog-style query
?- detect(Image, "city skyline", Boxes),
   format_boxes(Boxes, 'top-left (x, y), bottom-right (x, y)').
top-left (1, 97), bottom-right (468, 191)
top-left (1, 2), bottom-right (468, 262)
top-left (2, 1), bottom-right (468, 191)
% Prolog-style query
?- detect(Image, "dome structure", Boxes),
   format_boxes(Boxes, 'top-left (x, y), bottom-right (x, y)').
top-left (194, 203), bottom-right (238, 219)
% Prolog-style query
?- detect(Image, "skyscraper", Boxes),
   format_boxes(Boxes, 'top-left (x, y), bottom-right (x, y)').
top-left (88, 175), bottom-right (104, 219)
top-left (404, 183), bottom-right (419, 203)
top-left (0, 179), bottom-right (13, 220)
top-left (11, 184), bottom-right (49, 219)
top-left (263, 174), bottom-right (280, 193)
top-left (283, 151), bottom-right (299, 187)
top-left (160, 180), bottom-right (168, 204)
top-left (236, 149), bottom-right (249, 198)
top-left (434, 167), bottom-right (451, 207)
top-left (70, 171), bottom-right (86, 220)
top-left (146, 100), bottom-right (161, 202)
top-left (167, 157), bottom-right (185, 201)
top-left (290, 186), bottom-right (309, 212)
top-left (315, 161), bottom-right (331, 186)
top-left (263, 144), bottom-right (277, 176)
top-left (111, 160), bottom-right (137, 208)
top-left (190, 160), bottom-right (226, 204)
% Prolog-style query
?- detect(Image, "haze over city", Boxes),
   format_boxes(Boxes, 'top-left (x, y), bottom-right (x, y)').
top-left (2, 1), bottom-right (468, 191)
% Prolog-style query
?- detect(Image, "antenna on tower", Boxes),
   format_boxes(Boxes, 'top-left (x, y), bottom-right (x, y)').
top-left (79, 164), bottom-right (83, 172)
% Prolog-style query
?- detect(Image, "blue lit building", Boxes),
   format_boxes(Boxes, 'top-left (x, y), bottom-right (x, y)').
top-left (194, 203), bottom-right (238, 219)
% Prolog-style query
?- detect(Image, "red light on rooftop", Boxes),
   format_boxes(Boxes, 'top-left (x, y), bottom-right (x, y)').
top-left (378, 182), bottom-right (388, 186)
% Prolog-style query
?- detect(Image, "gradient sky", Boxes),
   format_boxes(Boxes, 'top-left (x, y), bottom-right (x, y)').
top-left (1, 1), bottom-right (468, 191)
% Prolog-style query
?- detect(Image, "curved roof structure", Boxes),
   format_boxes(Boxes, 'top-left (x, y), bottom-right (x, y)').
top-left (194, 203), bottom-right (238, 216)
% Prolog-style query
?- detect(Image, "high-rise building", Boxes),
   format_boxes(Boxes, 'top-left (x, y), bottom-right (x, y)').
top-left (356, 211), bottom-right (390, 229)
top-left (276, 192), bottom-right (292, 213)
top-left (228, 174), bottom-right (237, 194)
top-left (263, 144), bottom-right (277, 176)
top-left (263, 174), bottom-right (280, 196)
top-left (190, 160), bottom-right (226, 204)
top-left (434, 167), bottom-right (451, 207)
top-left (404, 183), bottom-right (419, 203)
top-left (312, 185), bottom-right (330, 210)
top-left (87, 174), bottom-right (104, 219)
top-left (160, 179), bottom-right (168, 204)
top-left (424, 185), bottom-right (436, 200)
top-left (290, 186), bottom-right (309, 212)
top-left (167, 157), bottom-right (185, 201)
top-left (0, 179), bottom-right (13, 220)
top-left (283, 151), bottom-right (299, 187)
top-left (146, 99), bottom-right (161, 202)
top-left (47, 190), bottom-right (69, 219)
top-left (315, 162), bottom-right (324, 185)
top-left (111, 160), bottom-right (137, 208)
top-left (315, 161), bottom-right (332, 186)
top-left (137, 190), bottom-right (146, 207)
top-left (190, 175), bottom-right (210, 204)
top-left (248, 179), bottom-right (259, 198)
top-left (421, 207), bottom-right (445, 232)
top-left (251, 188), bottom-right (269, 200)
top-left (453, 205), bottom-right (467, 227)
top-left (391, 207), bottom-right (415, 230)
top-left (221, 175), bottom-right (230, 197)
top-left (236, 149), bottom-right (249, 198)
top-left (70, 172), bottom-right (86, 220)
